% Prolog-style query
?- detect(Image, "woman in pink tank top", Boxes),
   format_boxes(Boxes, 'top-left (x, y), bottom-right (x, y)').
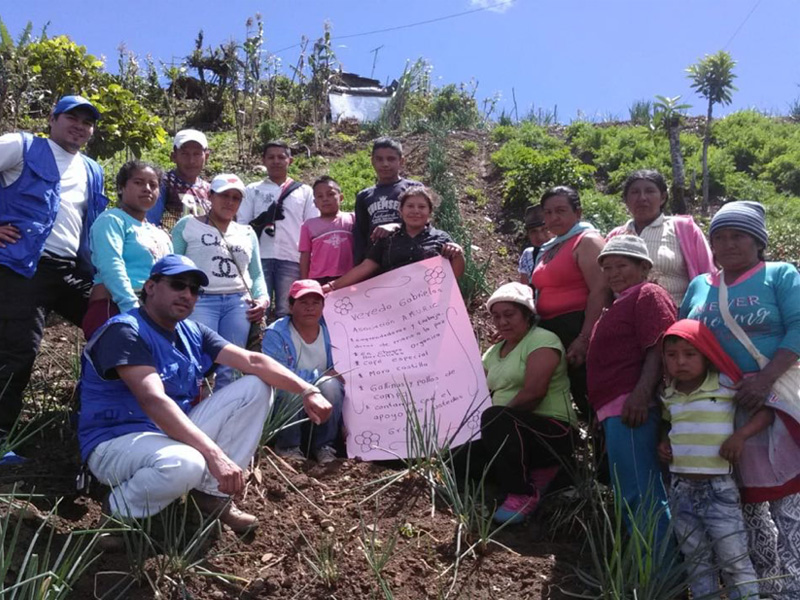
top-left (531, 186), bottom-right (610, 416)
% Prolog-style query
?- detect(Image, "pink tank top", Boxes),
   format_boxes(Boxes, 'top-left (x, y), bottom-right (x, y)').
top-left (531, 233), bottom-right (590, 320)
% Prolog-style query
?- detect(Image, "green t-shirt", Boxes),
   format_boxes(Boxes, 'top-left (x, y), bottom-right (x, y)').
top-left (482, 326), bottom-right (576, 425)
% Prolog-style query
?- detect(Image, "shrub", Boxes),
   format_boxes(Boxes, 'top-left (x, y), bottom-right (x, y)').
top-left (580, 189), bottom-right (628, 235)
top-left (327, 149), bottom-right (375, 211)
top-left (768, 217), bottom-right (800, 264)
top-left (461, 140), bottom-right (478, 155)
top-left (722, 171), bottom-right (777, 202)
top-left (712, 110), bottom-right (790, 174)
top-left (257, 118), bottom-right (283, 149)
top-left (490, 121), bottom-right (564, 152)
top-left (463, 185), bottom-right (488, 207)
top-left (430, 83), bottom-right (482, 130)
top-left (789, 98), bottom-right (800, 123)
top-left (628, 99), bottom-right (653, 126)
top-left (762, 149), bottom-right (800, 195)
top-left (490, 125), bottom-right (516, 144)
top-left (493, 143), bottom-right (595, 208)
top-left (565, 121), bottom-right (606, 160)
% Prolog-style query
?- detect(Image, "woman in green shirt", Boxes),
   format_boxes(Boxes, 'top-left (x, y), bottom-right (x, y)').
top-left (481, 282), bottom-right (578, 524)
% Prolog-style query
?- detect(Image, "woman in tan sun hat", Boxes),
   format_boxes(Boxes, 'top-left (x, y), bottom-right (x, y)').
top-left (586, 235), bottom-right (676, 548)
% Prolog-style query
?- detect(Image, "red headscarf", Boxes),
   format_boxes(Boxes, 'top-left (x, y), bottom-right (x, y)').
top-left (662, 319), bottom-right (743, 383)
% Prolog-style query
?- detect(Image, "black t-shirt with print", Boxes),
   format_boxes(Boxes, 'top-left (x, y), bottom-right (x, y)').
top-left (366, 224), bottom-right (453, 273)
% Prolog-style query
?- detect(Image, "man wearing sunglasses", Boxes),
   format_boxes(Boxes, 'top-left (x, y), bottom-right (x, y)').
top-left (77, 254), bottom-right (331, 532)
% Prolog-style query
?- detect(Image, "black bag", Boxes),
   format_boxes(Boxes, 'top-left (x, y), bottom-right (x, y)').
top-left (249, 180), bottom-right (303, 239)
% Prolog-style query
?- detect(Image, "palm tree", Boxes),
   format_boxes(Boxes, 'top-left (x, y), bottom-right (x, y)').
top-left (653, 95), bottom-right (692, 214)
top-left (686, 51), bottom-right (737, 211)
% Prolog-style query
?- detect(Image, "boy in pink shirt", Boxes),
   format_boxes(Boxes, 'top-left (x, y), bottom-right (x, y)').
top-left (299, 176), bottom-right (355, 285)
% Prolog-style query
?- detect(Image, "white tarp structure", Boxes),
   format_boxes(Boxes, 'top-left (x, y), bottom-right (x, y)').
top-left (329, 92), bottom-right (390, 123)
top-left (328, 73), bottom-right (395, 123)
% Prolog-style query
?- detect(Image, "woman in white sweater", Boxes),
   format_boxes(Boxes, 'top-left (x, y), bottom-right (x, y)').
top-left (172, 174), bottom-right (268, 389)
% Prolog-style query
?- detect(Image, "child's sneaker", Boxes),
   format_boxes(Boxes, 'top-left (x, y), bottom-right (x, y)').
top-left (492, 492), bottom-right (540, 524)
top-left (314, 445), bottom-right (337, 465)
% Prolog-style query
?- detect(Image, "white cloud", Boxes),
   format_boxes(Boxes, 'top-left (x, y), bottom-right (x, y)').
top-left (470, 0), bottom-right (515, 13)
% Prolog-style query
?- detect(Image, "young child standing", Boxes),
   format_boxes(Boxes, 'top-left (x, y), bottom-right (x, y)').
top-left (659, 319), bottom-right (769, 600)
top-left (299, 176), bottom-right (355, 285)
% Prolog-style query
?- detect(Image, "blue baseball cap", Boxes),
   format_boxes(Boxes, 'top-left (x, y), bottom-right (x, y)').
top-left (150, 255), bottom-right (209, 286)
top-left (52, 95), bottom-right (101, 120)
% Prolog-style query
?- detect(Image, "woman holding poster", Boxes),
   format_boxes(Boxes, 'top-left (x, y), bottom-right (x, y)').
top-left (481, 282), bottom-right (578, 525)
top-left (320, 186), bottom-right (465, 293)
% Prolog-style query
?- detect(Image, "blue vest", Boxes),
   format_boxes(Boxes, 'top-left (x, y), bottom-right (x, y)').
top-left (0, 133), bottom-right (109, 278)
top-left (78, 309), bottom-right (213, 461)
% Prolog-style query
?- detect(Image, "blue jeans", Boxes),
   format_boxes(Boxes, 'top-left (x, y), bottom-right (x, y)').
top-left (274, 377), bottom-right (343, 451)
top-left (191, 292), bottom-right (250, 389)
top-left (670, 475), bottom-right (759, 599)
top-left (261, 259), bottom-right (300, 318)
top-left (603, 409), bottom-right (671, 548)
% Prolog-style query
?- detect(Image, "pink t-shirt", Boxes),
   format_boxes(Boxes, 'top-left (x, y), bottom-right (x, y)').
top-left (298, 213), bottom-right (355, 279)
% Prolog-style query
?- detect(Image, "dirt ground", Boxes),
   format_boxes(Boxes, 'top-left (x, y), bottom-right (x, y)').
top-left (2, 322), bottom-right (584, 600)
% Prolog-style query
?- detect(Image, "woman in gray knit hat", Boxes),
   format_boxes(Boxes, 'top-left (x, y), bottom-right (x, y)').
top-left (681, 200), bottom-right (800, 597)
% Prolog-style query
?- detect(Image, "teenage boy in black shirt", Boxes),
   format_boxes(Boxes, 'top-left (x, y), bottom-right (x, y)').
top-left (352, 138), bottom-right (420, 263)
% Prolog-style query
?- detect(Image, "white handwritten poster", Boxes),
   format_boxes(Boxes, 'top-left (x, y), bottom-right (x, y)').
top-left (323, 256), bottom-right (490, 461)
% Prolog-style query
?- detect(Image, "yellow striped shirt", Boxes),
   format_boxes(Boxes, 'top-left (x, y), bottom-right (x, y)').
top-left (662, 371), bottom-right (735, 475)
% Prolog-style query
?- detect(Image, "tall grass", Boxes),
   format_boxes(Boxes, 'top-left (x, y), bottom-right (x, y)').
top-left (98, 496), bottom-right (246, 598)
top-left (1, 490), bottom-right (104, 599)
top-left (426, 123), bottom-right (490, 304)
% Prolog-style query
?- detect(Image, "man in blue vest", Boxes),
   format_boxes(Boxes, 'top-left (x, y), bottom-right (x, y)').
top-left (80, 255), bottom-right (332, 532)
top-left (0, 95), bottom-right (109, 460)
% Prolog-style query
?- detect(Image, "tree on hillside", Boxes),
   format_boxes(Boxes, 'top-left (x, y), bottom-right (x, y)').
top-left (686, 50), bottom-right (737, 211)
top-left (653, 95), bottom-right (692, 214)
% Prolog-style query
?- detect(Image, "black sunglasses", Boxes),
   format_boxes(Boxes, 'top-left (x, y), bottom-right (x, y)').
top-left (163, 278), bottom-right (204, 296)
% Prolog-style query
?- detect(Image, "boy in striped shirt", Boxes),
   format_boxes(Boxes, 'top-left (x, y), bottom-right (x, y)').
top-left (658, 320), bottom-right (770, 599)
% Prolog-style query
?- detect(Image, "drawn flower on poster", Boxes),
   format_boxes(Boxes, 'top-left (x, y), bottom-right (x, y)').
top-left (334, 297), bottom-right (354, 315)
top-left (424, 266), bottom-right (446, 286)
top-left (467, 412), bottom-right (480, 430)
top-left (354, 431), bottom-right (381, 452)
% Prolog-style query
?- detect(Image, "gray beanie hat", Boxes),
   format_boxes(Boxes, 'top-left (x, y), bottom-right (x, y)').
top-left (709, 201), bottom-right (768, 248)
top-left (597, 235), bottom-right (653, 267)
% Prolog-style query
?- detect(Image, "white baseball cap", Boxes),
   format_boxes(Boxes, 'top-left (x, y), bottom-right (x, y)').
top-left (173, 129), bottom-right (209, 150)
top-left (210, 174), bottom-right (246, 195)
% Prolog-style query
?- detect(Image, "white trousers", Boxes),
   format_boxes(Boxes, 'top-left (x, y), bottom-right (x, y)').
top-left (88, 375), bottom-right (273, 518)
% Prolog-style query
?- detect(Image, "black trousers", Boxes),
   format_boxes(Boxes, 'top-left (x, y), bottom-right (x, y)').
top-left (0, 257), bottom-right (91, 431)
top-left (539, 311), bottom-right (590, 419)
top-left (481, 406), bottom-right (576, 496)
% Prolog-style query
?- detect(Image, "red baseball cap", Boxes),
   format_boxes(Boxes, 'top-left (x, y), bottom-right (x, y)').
top-left (289, 279), bottom-right (325, 300)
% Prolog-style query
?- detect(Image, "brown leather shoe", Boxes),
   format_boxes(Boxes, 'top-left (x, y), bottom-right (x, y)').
top-left (190, 490), bottom-right (258, 533)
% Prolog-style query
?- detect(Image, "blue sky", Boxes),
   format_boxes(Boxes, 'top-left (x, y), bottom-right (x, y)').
top-left (5, 0), bottom-right (799, 122)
